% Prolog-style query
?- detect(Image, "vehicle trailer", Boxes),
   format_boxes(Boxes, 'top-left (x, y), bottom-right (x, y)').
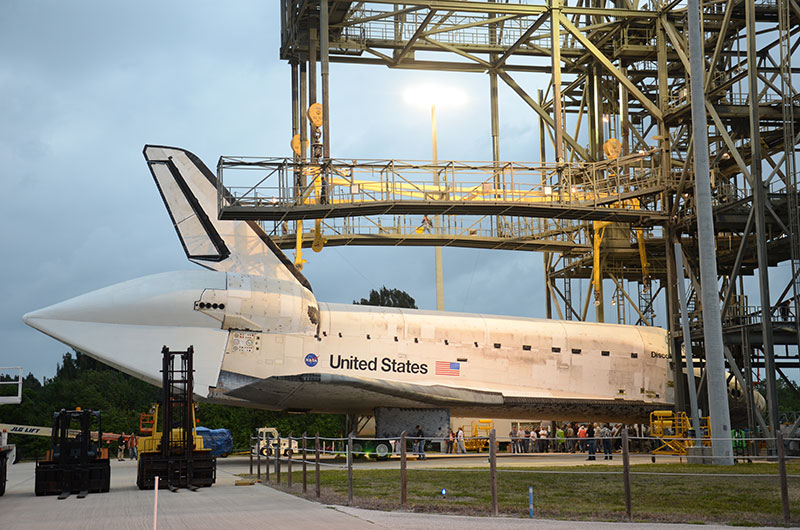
top-left (1, 367), bottom-right (23, 496)
top-left (0, 433), bottom-right (14, 497)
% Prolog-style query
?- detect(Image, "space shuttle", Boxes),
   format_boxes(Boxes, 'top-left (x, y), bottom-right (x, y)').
top-left (23, 145), bottom-right (674, 424)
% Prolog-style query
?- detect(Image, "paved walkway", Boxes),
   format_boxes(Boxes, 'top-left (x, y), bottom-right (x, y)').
top-left (335, 506), bottom-right (787, 530)
top-left (0, 457), bottom-right (785, 530)
top-left (0, 458), bottom-right (377, 530)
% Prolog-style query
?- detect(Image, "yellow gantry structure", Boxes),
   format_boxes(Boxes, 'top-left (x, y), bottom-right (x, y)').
top-left (218, 151), bottom-right (665, 270)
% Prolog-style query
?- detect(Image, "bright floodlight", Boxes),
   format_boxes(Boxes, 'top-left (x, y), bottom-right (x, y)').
top-left (403, 84), bottom-right (467, 107)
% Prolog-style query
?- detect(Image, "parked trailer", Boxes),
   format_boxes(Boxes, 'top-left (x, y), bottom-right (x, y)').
top-left (0, 367), bottom-right (23, 496)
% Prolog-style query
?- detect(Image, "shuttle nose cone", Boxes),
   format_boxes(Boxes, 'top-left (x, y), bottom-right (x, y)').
top-left (22, 309), bottom-right (41, 328)
top-left (23, 270), bottom-right (231, 396)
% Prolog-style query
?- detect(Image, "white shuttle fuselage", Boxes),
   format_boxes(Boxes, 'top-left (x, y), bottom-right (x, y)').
top-left (23, 146), bottom-right (674, 422)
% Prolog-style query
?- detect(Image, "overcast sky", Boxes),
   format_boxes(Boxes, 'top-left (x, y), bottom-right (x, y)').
top-left (1, 1), bottom-right (560, 379)
top-left (5, 1), bottom-right (794, 384)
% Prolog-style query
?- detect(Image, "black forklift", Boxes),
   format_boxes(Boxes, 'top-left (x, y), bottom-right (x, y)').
top-left (35, 408), bottom-right (110, 498)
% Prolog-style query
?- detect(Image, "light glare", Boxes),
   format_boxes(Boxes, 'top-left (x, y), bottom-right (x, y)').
top-left (403, 85), bottom-right (467, 107)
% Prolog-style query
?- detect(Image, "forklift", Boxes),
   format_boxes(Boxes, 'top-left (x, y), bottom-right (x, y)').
top-left (136, 346), bottom-right (215, 490)
top-left (34, 408), bottom-right (110, 498)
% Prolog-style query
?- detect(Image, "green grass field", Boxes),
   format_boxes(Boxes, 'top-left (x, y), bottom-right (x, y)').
top-left (263, 462), bottom-right (800, 526)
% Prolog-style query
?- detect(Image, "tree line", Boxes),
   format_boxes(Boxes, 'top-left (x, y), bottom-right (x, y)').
top-left (0, 352), bottom-right (343, 459)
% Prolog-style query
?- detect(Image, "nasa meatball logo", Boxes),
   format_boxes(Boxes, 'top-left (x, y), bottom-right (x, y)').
top-left (304, 353), bottom-right (319, 367)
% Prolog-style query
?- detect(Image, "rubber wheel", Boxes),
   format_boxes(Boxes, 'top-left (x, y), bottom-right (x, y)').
top-left (260, 446), bottom-right (269, 457)
top-left (374, 442), bottom-right (391, 460)
top-left (351, 442), bottom-right (364, 457)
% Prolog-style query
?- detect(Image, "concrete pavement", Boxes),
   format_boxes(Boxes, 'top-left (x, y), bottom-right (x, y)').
top-left (0, 456), bottom-right (786, 530)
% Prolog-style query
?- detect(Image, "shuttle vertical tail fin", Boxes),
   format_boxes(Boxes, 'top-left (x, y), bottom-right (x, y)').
top-left (143, 145), bottom-right (312, 292)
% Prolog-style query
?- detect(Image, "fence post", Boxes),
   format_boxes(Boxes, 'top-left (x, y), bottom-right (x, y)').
top-left (256, 438), bottom-right (261, 482)
top-left (777, 431), bottom-right (790, 526)
top-left (287, 432), bottom-right (293, 489)
top-left (528, 485), bottom-right (534, 518)
top-left (276, 433), bottom-right (281, 485)
top-left (315, 432), bottom-right (321, 498)
top-left (347, 433), bottom-right (354, 505)
top-left (490, 429), bottom-right (498, 516)
top-left (400, 431), bottom-right (407, 508)
top-left (302, 432), bottom-right (308, 493)
top-left (265, 444), bottom-right (270, 483)
top-left (622, 428), bottom-right (632, 521)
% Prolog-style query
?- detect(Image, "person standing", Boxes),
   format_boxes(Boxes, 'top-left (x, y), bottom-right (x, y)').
top-left (578, 424), bottom-right (588, 452)
top-left (566, 424), bottom-right (576, 452)
top-left (509, 428), bottom-right (518, 453)
top-left (413, 425), bottom-right (425, 459)
top-left (586, 423), bottom-right (597, 461)
top-left (414, 425), bottom-right (426, 460)
top-left (538, 424), bottom-right (548, 453)
top-left (456, 427), bottom-right (466, 454)
top-left (117, 433), bottom-right (126, 462)
top-left (599, 423), bottom-right (613, 460)
top-left (446, 429), bottom-right (455, 454)
top-left (421, 215), bottom-right (433, 234)
top-left (556, 425), bottom-right (566, 453)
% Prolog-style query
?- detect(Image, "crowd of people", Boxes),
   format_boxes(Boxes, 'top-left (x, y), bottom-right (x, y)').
top-left (507, 422), bottom-right (632, 460)
top-left (114, 432), bottom-right (137, 461)
top-left (408, 422), bottom-right (654, 460)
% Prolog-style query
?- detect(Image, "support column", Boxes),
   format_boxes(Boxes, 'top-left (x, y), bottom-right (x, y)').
top-left (656, 16), bottom-right (672, 187)
top-left (588, 67), bottom-right (601, 161)
top-left (299, 61), bottom-right (308, 167)
top-left (321, 0), bottom-right (331, 160)
top-left (433, 104), bottom-right (445, 311)
top-left (544, 253), bottom-right (553, 320)
top-left (291, 60), bottom-right (300, 200)
top-left (665, 226), bottom-right (688, 412)
top-left (309, 28), bottom-right (318, 159)
top-left (550, 0), bottom-right (564, 165)
top-left (619, 67), bottom-right (629, 156)
top-left (746, 0), bottom-right (779, 440)
top-left (674, 243), bottom-right (704, 446)
top-left (687, 0), bottom-right (733, 464)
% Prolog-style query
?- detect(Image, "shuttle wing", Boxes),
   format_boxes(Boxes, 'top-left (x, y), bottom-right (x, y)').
top-left (143, 145), bottom-right (312, 291)
top-left (216, 371), bottom-right (663, 421)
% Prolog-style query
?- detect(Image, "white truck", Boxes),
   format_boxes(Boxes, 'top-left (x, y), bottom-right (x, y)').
top-left (0, 368), bottom-right (23, 496)
top-left (253, 427), bottom-right (299, 457)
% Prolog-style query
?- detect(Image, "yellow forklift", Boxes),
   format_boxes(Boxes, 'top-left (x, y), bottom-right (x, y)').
top-left (34, 408), bottom-right (110, 498)
top-left (136, 346), bottom-right (215, 491)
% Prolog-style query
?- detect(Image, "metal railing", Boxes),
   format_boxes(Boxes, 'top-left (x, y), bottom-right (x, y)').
top-left (218, 151), bottom-right (665, 217)
top-left (0, 367), bottom-right (22, 405)
top-left (247, 430), bottom-right (795, 525)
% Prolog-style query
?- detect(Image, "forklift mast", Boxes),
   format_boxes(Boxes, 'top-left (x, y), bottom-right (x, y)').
top-left (160, 345), bottom-right (194, 461)
top-left (136, 345), bottom-right (215, 491)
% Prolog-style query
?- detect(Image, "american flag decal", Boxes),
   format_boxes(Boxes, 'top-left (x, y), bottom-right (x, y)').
top-left (435, 361), bottom-right (460, 376)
